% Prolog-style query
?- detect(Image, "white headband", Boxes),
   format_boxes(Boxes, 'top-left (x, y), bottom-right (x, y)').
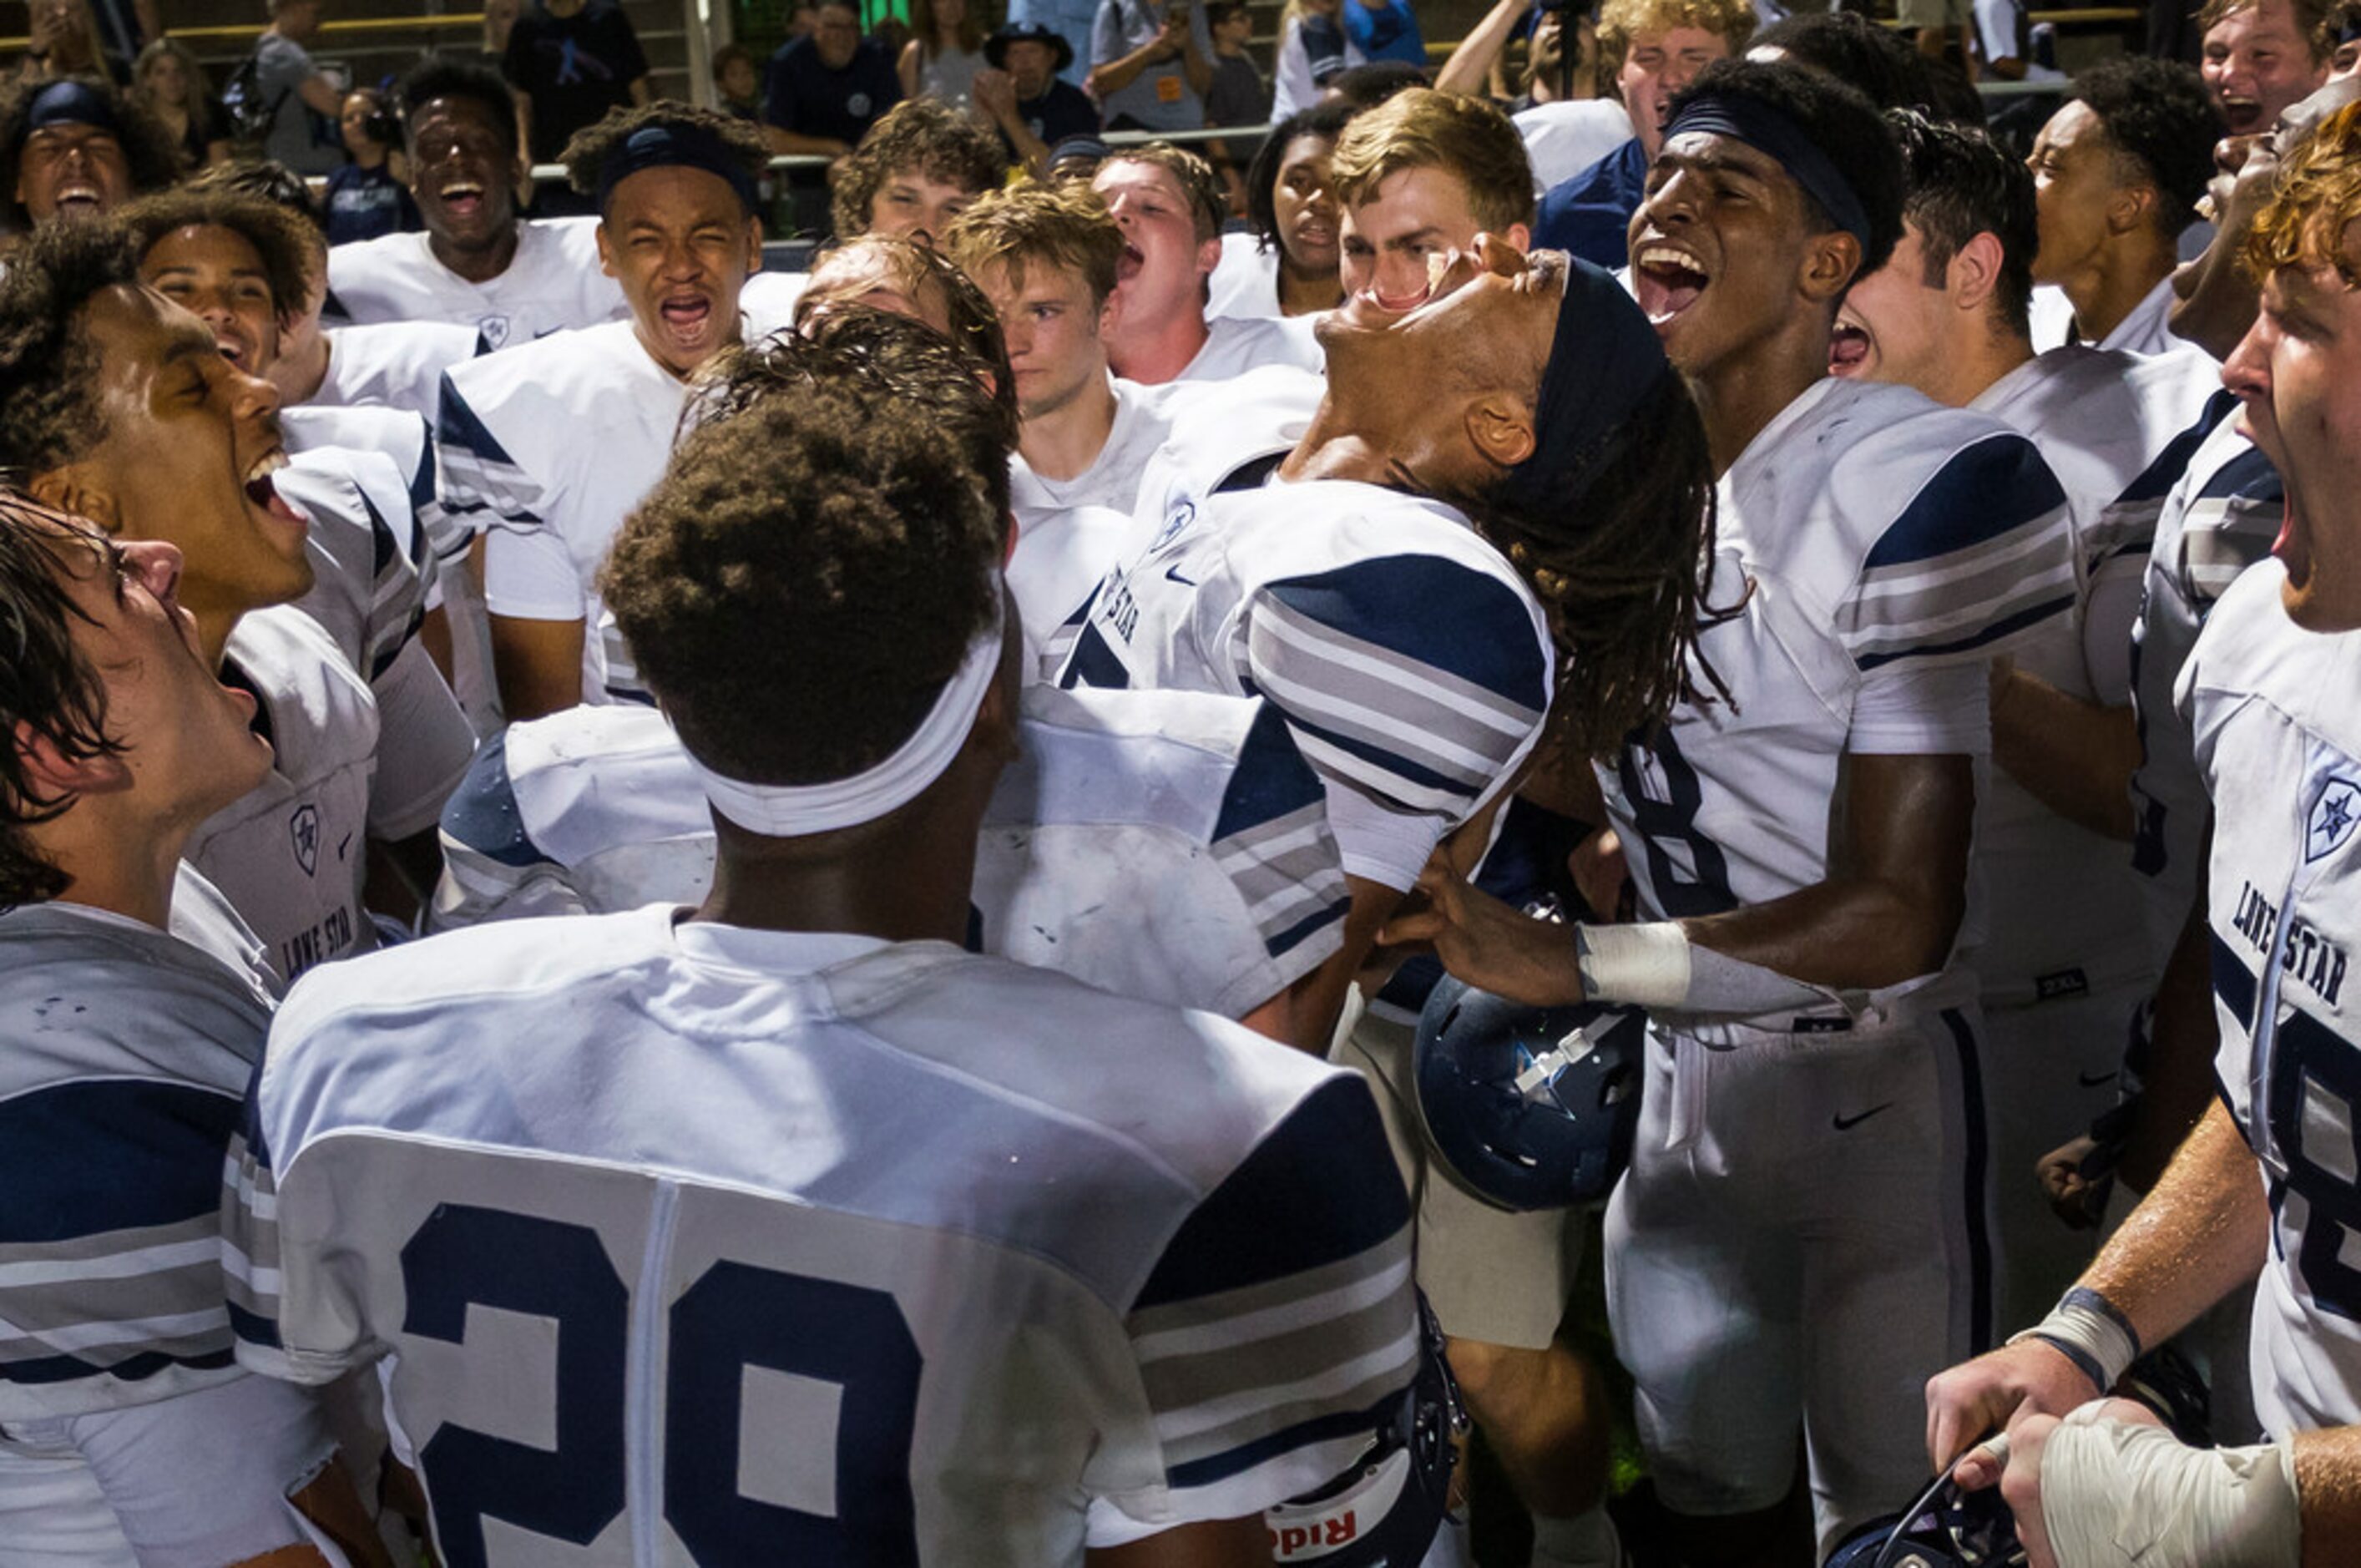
top-left (678, 605), bottom-right (1004, 837)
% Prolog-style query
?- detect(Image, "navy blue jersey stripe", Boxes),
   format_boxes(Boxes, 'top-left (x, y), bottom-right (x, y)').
top-left (2197, 445), bottom-right (2284, 504)
top-left (1263, 558), bottom-right (1548, 712)
top-left (1260, 708), bottom-right (1471, 798)
top-left (1853, 593), bottom-right (2075, 671)
top-left (1, 1346), bottom-right (235, 1388)
top-left (2212, 933), bottom-right (2259, 1032)
top-left (436, 371), bottom-right (521, 464)
top-left (439, 732), bottom-right (552, 869)
top-left (1213, 702), bottom-right (1327, 847)
top-left (1166, 1385), bottom-right (1406, 1490)
top-left (1134, 1078), bottom-right (1410, 1311)
top-left (1266, 896), bottom-right (1353, 960)
top-left (1942, 1008), bottom-right (1995, 1354)
top-left (2120, 390), bottom-right (2237, 504)
top-left (1863, 436), bottom-right (2068, 570)
top-left (226, 1299), bottom-right (285, 1350)
top-left (0, 1081), bottom-right (243, 1245)
top-left (1057, 620), bottom-right (1134, 691)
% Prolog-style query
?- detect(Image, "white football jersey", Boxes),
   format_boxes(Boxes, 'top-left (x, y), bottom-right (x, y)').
top-left (2126, 402), bottom-right (2284, 954)
top-left (223, 912), bottom-right (1420, 1562)
top-left (1964, 346), bottom-right (2222, 1001)
top-left (437, 318), bottom-right (686, 703)
top-left (323, 215), bottom-right (626, 350)
top-left (2181, 559), bottom-right (2361, 1433)
top-left (0, 899), bottom-right (269, 1420)
top-left (282, 400), bottom-right (452, 565)
top-left (432, 686), bottom-right (1352, 1019)
top-left (1133, 363), bottom-right (1325, 527)
top-left (2026, 276), bottom-right (2182, 357)
top-left (189, 606), bottom-right (382, 983)
top-left (1597, 377), bottom-right (2077, 1029)
top-left (1206, 231), bottom-right (1281, 321)
top-left (1009, 376), bottom-right (1177, 520)
top-left (1009, 503), bottom-right (1154, 680)
top-left (313, 319), bottom-right (486, 427)
top-left (1174, 311), bottom-right (1325, 383)
top-left (1057, 475), bottom-right (1555, 892)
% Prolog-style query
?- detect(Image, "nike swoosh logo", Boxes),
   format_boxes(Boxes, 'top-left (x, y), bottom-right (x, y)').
top-left (1164, 564), bottom-right (1197, 586)
top-left (1832, 1102), bottom-right (1893, 1131)
top-left (2077, 1070), bottom-right (2119, 1087)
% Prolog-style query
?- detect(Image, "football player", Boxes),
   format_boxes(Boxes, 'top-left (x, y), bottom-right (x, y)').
top-left (2200, 0), bottom-right (2333, 139)
top-left (2020, 58), bottom-right (2223, 355)
top-left (1925, 99), bottom-right (2361, 1568)
top-left (1830, 111), bottom-right (2222, 1330)
top-left (0, 73), bottom-right (177, 233)
top-left (324, 59), bottom-right (627, 349)
top-left (1384, 57), bottom-right (2079, 1560)
top-left (223, 326), bottom-right (1423, 1568)
top-left (435, 103), bottom-right (772, 721)
top-left (1091, 143), bottom-right (1327, 384)
top-left (0, 221), bottom-right (458, 984)
top-left (0, 499), bottom-right (379, 1566)
top-left (831, 95), bottom-right (1009, 248)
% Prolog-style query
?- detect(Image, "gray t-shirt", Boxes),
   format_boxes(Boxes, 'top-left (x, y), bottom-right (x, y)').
top-left (1089, 0), bottom-right (1214, 131)
top-left (255, 33), bottom-right (341, 175)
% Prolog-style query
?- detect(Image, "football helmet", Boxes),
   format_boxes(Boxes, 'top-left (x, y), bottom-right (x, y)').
top-left (1413, 975), bottom-right (1646, 1211)
top-left (1265, 1296), bottom-right (1465, 1565)
top-left (1823, 1461), bottom-right (2025, 1568)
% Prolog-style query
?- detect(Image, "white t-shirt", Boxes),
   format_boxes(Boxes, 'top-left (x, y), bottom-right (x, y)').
top-left (224, 908), bottom-right (1419, 1560)
top-left (313, 319), bottom-right (485, 428)
top-left (1515, 99), bottom-right (1634, 195)
top-left (2027, 275), bottom-right (2185, 357)
top-left (1172, 311), bottom-right (1325, 383)
top-left (323, 215), bottom-right (627, 350)
top-left (431, 685), bottom-right (1352, 1019)
top-left (1964, 345), bottom-right (2224, 1001)
top-left (2181, 559), bottom-right (2361, 1434)
top-left (1206, 231), bottom-right (1282, 321)
top-left (1597, 377), bottom-right (2078, 1031)
top-left (1058, 475), bottom-right (1555, 891)
top-left (1011, 503), bottom-right (1152, 679)
top-left (437, 317), bottom-right (688, 702)
top-left (1010, 375), bottom-right (1176, 519)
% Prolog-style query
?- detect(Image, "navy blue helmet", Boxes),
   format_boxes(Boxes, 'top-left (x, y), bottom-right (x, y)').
top-left (1413, 974), bottom-right (1646, 1211)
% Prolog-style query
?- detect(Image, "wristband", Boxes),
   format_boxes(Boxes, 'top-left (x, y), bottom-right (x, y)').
top-left (2040, 1407), bottom-right (2300, 1568)
top-left (2008, 1285), bottom-right (2141, 1395)
top-left (1574, 921), bottom-right (1691, 1009)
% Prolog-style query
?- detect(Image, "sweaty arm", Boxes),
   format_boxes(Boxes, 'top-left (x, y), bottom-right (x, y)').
top-left (1991, 662), bottom-right (2140, 841)
top-left (488, 612), bottom-right (587, 721)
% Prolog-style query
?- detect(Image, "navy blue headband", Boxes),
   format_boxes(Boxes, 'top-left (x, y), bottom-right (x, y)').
top-left (1496, 254), bottom-right (1671, 514)
top-left (1661, 90), bottom-right (1872, 250)
top-left (27, 80), bottom-right (119, 137)
top-left (596, 122), bottom-right (761, 216)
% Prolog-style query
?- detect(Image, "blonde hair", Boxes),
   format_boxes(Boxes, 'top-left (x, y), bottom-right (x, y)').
top-left (1328, 87), bottom-right (1536, 233)
top-left (2246, 97), bottom-right (2361, 284)
top-left (946, 180), bottom-right (1126, 309)
top-left (1597, 0), bottom-right (1757, 67)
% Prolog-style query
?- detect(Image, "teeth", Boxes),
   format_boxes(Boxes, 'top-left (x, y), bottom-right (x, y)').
top-left (245, 451), bottom-right (288, 485)
top-left (441, 183), bottom-right (483, 199)
top-left (1636, 245), bottom-right (1706, 277)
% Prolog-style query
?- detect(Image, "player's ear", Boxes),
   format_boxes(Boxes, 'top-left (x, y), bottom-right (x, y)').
top-left (741, 214), bottom-right (764, 275)
top-left (25, 468), bottom-right (119, 537)
top-left (1799, 228), bottom-right (1862, 305)
top-left (1465, 392), bottom-right (1537, 472)
top-left (2107, 184), bottom-right (2152, 238)
top-left (1949, 230), bottom-right (2006, 315)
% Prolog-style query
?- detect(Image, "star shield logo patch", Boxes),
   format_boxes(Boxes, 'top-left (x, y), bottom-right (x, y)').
top-left (290, 804), bottom-right (321, 877)
top-left (2307, 776), bottom-right (2361, 863)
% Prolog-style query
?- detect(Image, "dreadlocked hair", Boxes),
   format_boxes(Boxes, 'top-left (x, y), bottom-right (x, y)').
top-left (0, 497), bottom-right (124, 909)
top-left (1449, 370), bottom-right (1735, 759)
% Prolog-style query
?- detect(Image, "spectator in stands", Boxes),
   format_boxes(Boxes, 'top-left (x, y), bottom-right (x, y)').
top-left (831, 97), bottom-right (1008, 245)
top-left (1345, 0), bottom-right (1426, 67)
top-left (324, 86), bottom-right (418, 243)
top-left (973, 21), bottom-right (1100, 172)
top-left (901, 0), bottom-right (988, 106)
top-left (247, 0), bottom-right (346, 175)
top-left (1224, 100), bottom-right (1349, 315)
top-left (0, 74), bottom-right (175, 234)
top-left (503, 0), bottom-right (653, 183)
top-left (1272, 0), bottom-right (1357, 119)
top-left (1093, 140), bottom-right (1327, 380)
top-left (2025, 55), bottom-right (2222, 351)
top-left (1529, 0), bottom-right (1753, 267)
top-left (1089, 0), bottom-right (1216, 132)
top-left (1010, 0), bottom-right (1097, 88)
top-left (129, 38), bottom-right (228, 169)
top-left (1319, 57), bottom-right (1428, 104)
top-left (1437, 0), bottom-right (1596, 110)
top-left (2201, 0), bottom-right (2332, 134)
top-left (714, 42), bottom-right (763, 118)
top-left (2334, 0), bottom-right (2361, 75)
top-left (480, 0), bottom-right (521, 63)
top-left (1203, 0), bottom-right (1269, 206)
top-left (14, 0), bottom-right (133, 87)
top-left (762, 0), bottom-right (902, 157)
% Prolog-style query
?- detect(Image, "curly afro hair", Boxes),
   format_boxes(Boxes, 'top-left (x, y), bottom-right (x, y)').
top-left (0, 216), bottom-right (140, 475)
top-left (116, 185), bottom-right (321, 328)
top-left (2065, 56), bottom-right (2226, 236)
top-left (0, 73), bottom-right (181, 233)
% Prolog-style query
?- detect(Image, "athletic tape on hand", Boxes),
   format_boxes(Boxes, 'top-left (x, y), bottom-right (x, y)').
top-left (2009, 1287), bottom-right (2141, 1396)
top-left (1574, 922), bottom-right (1841, 1018)
top-left (2040, 1406), bottom-right (2300, 1568)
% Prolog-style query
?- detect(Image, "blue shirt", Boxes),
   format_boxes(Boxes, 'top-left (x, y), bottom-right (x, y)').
top-left (323, 163), bottom-right (420, 246)
top-left (1343, 0), bottom-right (1425, 65)
top-left (1534, 136), bottom-right (1646, 271)
top-left (762, 35), bottom-right (901, 146)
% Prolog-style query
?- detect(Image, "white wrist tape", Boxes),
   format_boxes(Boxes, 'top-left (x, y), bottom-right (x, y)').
top-left (1574, 923), bottom-right (1839, 1018)
top-left (2008, 1286), bottom-right (2141, 1395)
top-left (2040, 1406), bottom-right (2301, 1568)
